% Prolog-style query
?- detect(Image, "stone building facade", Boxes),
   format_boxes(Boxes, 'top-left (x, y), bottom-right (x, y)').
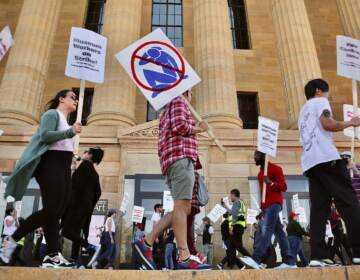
top-left (0, 0), bottom-right (359, 264)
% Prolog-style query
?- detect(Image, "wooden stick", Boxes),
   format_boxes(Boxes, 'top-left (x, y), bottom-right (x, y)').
top-left (351, 79), bottom-right (358, 177)
top-left (182, 96), bottom-right (226, 153)
top-left (262, 155), bottom-right (268, 204)
top-left (73, 79), bottom-right (85, 155)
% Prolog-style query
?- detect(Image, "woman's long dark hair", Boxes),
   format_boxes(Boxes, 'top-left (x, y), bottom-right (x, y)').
top-left (45, 89), bottom-right (71, 111)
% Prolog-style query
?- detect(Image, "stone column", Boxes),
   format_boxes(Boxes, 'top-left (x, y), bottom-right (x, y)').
top-left (0, 0), bottom-right (63, 125)
top-left (272, 0), bottom-right (322, 126)
top-left (193, 0), bottom-right (242, 128)
top-left (87, 0), bottom-right (142, 127)
top-left (336, 0), bottom-right (360, 39)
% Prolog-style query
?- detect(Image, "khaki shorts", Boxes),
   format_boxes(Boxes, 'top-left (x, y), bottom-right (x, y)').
top-left (166, 158), bottom-right (195, 201)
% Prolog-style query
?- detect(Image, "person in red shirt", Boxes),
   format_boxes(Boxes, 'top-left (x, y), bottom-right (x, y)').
top-left (240, 150), bottom-right (296, 269)
top-left (134, 90), bottom-right (210, 270)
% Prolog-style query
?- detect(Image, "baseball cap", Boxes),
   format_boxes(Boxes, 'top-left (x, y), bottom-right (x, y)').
top-left (340, 151), bottom-right (352, 158)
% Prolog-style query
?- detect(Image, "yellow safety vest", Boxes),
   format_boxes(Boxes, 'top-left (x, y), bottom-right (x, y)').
top-left (228, 199), bottom-right (247, 228)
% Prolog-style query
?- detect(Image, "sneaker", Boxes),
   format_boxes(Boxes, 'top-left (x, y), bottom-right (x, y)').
top-left (353, 258), bottom-right (360, 265)
top-left (275, 263), bottom-right (298, 269)
top-left (197, 253), bottom-right (207, 264)
top-left (41, 253), bottom-right (74, 268)
top-left (177, 255), bottom-right (211, 270)
top-left (217, 263), bottom-right (224, 270)
top-left (309, 259), bottom-right (339, 267)
top-left (0, 236), bottom-right (17, 264)
top-left (87, 245), bottom-right (102, 267)
top-left (134, 239), bottom-right (157, 270)
top-left (239, 256), bottom-right (262, 269)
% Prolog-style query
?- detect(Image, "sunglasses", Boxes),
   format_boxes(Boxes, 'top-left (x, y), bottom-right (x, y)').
top-left (67, 95), bottom-right (78, 101)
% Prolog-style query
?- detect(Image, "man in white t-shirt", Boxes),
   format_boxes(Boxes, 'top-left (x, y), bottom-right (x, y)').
top-left (298, 79), bottom-right (360, 267)
top-left (150, 204), bottom-right (163, 228)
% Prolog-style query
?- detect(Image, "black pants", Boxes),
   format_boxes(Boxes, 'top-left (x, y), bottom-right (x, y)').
top-left (231, 225), bottom-right (251, 257)
top-left (328, 228), bottom-right (353, 264)
top-left (12, 151), bottom-right (73, 255)
top-left (62, 200), bottom-right (92, 259)
top-left (307, 160), bottom-right (360, 259)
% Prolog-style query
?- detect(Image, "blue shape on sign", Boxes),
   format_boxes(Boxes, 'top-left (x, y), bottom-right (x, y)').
top-left (139, 46), bottom-right (188, 98)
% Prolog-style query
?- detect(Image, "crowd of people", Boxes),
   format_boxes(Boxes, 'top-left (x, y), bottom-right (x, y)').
top-left (0, 78), bottom-right (360, 270)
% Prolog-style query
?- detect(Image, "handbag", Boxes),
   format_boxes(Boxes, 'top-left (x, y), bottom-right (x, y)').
top-left (196, 173), bottom-right (209, 206)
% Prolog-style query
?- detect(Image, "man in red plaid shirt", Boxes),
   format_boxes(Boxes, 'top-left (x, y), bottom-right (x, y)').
top-left (134, 90), bottom-right (210, 270)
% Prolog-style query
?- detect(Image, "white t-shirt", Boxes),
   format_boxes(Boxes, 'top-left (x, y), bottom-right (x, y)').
top-left (49, 110), bottom-right (74, 152)
top-left (298, 97), bottom-right (340, 173)
top-left (3, 215), bottom-right (17, 236)
top-left (105, 217), bottom-right (115, 233)
top-left (151, 212), bottom-right (161, 227)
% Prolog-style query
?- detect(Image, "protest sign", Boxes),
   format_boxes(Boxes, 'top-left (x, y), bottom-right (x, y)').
top-left (344, 104), bottom-right (360, 139)
top-left (246, 208), bottom-right (258, 225)
top-left (163, 190), bottom-right (174, 213)
top-left (297, 207), bottom-right (307, 224)
top-left (207, 204), bottom-right (227, 223)
top-left (120, 192), bottom-right (130, 214)
top-left (222, 197), bottom-right (232, 209)
top-left (131, 206), bottom-right (145, 224)
top-left (292, 194), bottom-right (300, 211)
top-left (14, 201), bottom-right (22, 217)
top-left (0, 26), bottom-right (14, 62)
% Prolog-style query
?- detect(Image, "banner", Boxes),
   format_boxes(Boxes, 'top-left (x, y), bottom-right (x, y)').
top-left (257, 116), bottom-right (279, 157)
top-left (92, 199), bottom-right (108, 215)
top-left (337, 35), bottom-right (360, 81)
top-left (292, 194), bottom-right (300, 211)
top-left (65, 27), bottom-right (107, 83)
top-left (163, 190), bottom-right (174, 213)
top-left (0, 25), bottom-right (14, 62)
top-left (207, 204), bottom-right (227, 223)
top-left (343, 104), bottom-right (360, 138)
top-left (116, 28), bottom-right (201, 111)
top-left (246, 208), bottom-right (258, 225)
top-left (297, 207), bottom-right (307, 224)
top-left (131, 206), bottom-right (145, 224)
top-left (222, 196), bottom-right (232, 209)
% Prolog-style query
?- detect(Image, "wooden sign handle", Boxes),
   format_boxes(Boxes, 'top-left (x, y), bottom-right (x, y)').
top-left (262, 155), bottom-right (268, 204)
top-left (73, 79), bottom-right (85, 155)
top-left (182, 96), bottom-right (226, 153)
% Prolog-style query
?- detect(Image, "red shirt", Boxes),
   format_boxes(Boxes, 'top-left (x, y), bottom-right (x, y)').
top-left (158, 96), bottom-right (199, 174)
top-left (257, 162), bottom-right (287, 210)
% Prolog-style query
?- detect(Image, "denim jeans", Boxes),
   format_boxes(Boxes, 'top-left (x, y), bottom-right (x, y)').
top-left (253, 203), bottom-right (295, 265)
top-left (96, 232), bottom-right (116, 268)
top-left (203, 244), bottom-right (213, 265)
top-left (165, 243), bottom-right (174, 269)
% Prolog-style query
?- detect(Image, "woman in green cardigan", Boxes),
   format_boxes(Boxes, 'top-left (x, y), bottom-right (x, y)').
top-left (0, 89), bottom-right (82, 268)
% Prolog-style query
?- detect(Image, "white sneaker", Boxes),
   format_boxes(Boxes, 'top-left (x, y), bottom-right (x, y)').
top-left (275, 263), bottom-right (298, 269)
top-left (41, 253), bottom-right (74, 268)
top-left (309, 259), bottom-right (338, 267)
top-left (86, 245), bottom-right (101, 267)
top-left (239, 256), bottom-right (262, 269)
top-left (0, 236), bottom-right (17, 264)
top-left (353, 258), bottom-right (360, 265)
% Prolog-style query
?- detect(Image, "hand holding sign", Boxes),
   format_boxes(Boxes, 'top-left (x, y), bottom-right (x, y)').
top-left (257, 116), bottom-right (279, 203)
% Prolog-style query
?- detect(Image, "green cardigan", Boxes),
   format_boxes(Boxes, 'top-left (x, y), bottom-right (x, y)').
top-left (4, 109), bottom-right (75, 201)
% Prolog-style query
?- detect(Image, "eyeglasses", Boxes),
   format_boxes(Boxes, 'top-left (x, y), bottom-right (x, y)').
top-left (67, 95), bottom-right (78, 101)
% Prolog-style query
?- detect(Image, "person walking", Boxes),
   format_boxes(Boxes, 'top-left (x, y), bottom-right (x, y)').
top-left (134, 90), bottom-right (210, 270)
top-left (201, 217), bottom-right (214, 265)
top-left (164, 229), bottom-right (175, 270)
top-left (340, 151), bottom-right (360, 202)
top-left (240, 150), bottom-right (296, 269)
top-left (92, 209), bottom-right (117, 269)
top-left (0, 89), bottom-right (81, 268)
top-left (286, 212), bottom-right (309, 267)
top-left (298, 79), bottom-right (360, 267)
top-left (61, 147), bottom-right (104, 263)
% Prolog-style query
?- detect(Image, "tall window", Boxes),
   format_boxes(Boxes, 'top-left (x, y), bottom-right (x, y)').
top-left (147, 102), bottom-right (161, 122)
top-left (85, 0), bottom-right (106, 34)
top-left (69, 88), bottom-right (94, 125)
top-left (151, 0), bottom-right (183, 47)
top-left (237, 92), bottom-right (259, 129)
top-left (228, 0), bottom-right (251, 49)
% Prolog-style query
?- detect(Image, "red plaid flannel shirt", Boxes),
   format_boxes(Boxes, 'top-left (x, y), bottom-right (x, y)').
top-left (158, 96), bottom-right (199, 175)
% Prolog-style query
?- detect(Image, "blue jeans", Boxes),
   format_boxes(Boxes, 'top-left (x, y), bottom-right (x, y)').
top-left (253, 203), bottom-right (295, 265)
top-left (165, 243), bottom-right (174, 269)
top-left (96, 232), bottom-right (116, 268)
top-left (288, 236), bottom-right (309, 266)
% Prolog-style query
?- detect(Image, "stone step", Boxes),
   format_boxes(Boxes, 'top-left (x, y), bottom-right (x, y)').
top-left (0, 266), bottom-right (359, 280)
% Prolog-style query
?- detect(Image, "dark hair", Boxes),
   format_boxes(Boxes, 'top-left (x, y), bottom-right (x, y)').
top-left (154, 204), bottom-right (163, 211)
top-left (18, 217), bottom-right (25, 226)
top-left (223, 213), bottom-right (229, 219)
top-left (230, 188), bottom-right (240, 198)
top-left (5, 206), bottom-right (14, 216)
top-left (89, 147), bottom-right (104, 164)
top-left (45, 89), bottom-right (72, 111)
top-left (304, 79), bottom-right (329, 100)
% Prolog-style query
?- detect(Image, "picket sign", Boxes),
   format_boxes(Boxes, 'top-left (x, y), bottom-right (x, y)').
top-left (262, 158), bottom-right (269, 204)
top-left (337, 35), bottom-right (360, 170)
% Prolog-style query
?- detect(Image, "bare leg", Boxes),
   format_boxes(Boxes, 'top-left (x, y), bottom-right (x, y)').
top-left (146, 212), bottom-right (172, 245)
top-left (172, 200), bottom-right (191, 260)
